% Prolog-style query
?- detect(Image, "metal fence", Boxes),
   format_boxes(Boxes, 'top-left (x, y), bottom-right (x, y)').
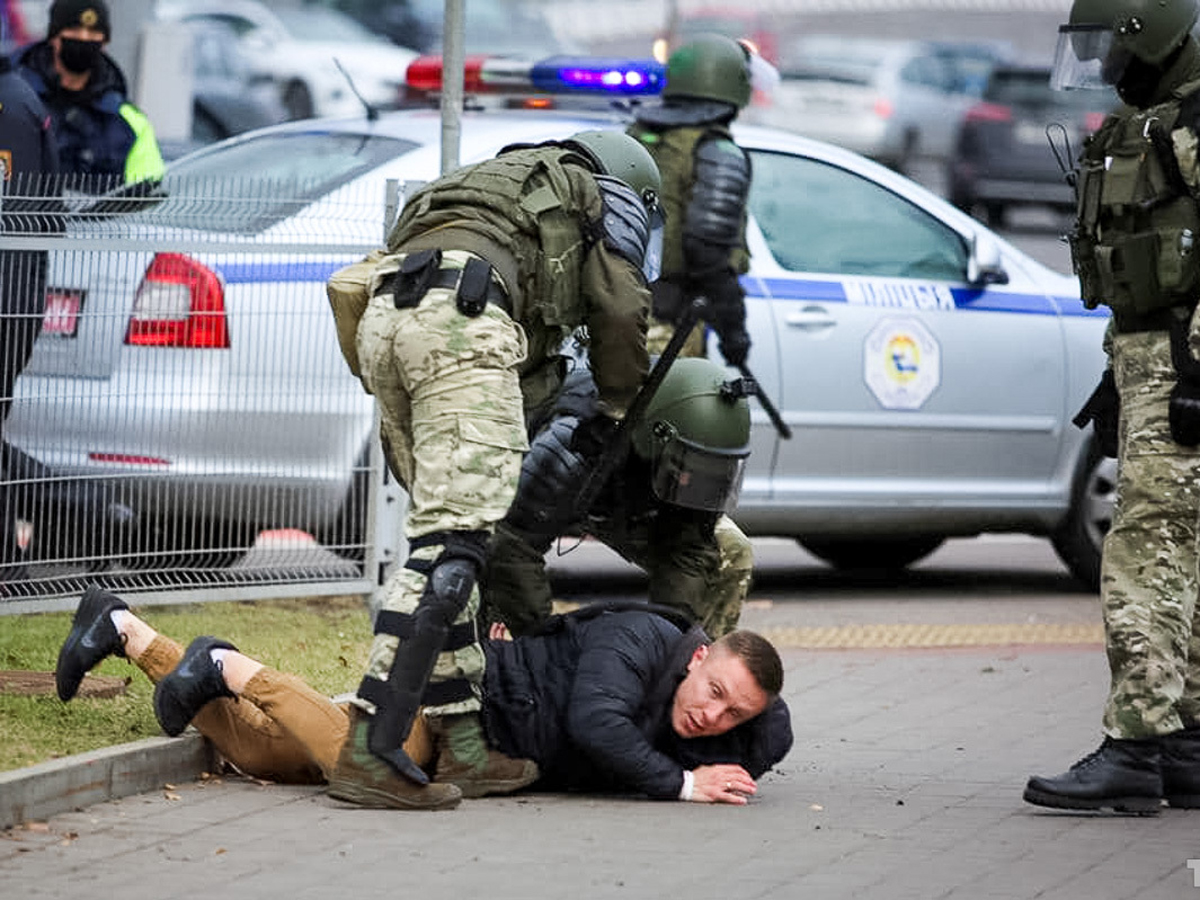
top-left (0, 173), bottom-right (408, 613)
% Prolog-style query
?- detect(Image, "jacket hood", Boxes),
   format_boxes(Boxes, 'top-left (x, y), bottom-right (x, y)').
top-left (17, 39), bottom-right (128, 102)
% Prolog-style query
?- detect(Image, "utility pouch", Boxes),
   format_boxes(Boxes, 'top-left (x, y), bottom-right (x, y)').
top-left (1067, 230), bottom-right (1103, 309)
top-left (455, 256), bottom-right (493, 317)
top-left (392, 247), bottom-right (442, 310)
top-left (1115, 231), bottom-right (1162, 313)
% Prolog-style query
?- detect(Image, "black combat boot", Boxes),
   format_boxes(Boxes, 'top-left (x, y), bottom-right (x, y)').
top-left (1023, 736), bottom-right (1163, 815)
top-left (55, 585), bottom-right (129, 701)
top-left (153, 636), bottom-right (238, 736)
top-left (1161, 727), bottom-right (1200, 809)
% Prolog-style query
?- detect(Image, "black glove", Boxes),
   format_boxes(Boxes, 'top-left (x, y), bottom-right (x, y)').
top-left (504, 416), bottom-right (590, 551)
top-left (568, 412), bottom-right (619, 462)
top-left (1072, 369), bottom-right (1119, 458)
top-left (649, 279), bottom-right (686, 324)
top-left (706, 278), bottom-right (751, 368)
top-left (1170, 315), bottom-right (1200, 447)
top-left (717, 328), bottom-right (751, 368)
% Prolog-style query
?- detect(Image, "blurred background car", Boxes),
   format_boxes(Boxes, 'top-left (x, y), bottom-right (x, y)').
top-left (948, 63), bottom-right (1117, 228)
top-left (157, 19), bottom-right (289, 160)
top-left (752, 35), bottom-right (1007, 173)
top-left (7, 55), bottom-right (1112, 587)
top-left (310, 0), bottom-right (577, 58)
top-left (156, 0), bottom-right (418, 120)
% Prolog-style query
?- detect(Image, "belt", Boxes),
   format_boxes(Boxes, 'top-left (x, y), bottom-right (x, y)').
top-left (1112, 305), bottom-right (1190, 334)
top-left (430, 266), bottom-right (511, 315)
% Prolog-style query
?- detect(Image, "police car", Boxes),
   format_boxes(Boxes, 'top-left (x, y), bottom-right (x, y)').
top-left (8, 55), bottom-right (1110, 587)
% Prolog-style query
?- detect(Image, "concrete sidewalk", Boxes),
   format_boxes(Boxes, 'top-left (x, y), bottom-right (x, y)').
top-left (2, 616), bottom-right (1198, 899)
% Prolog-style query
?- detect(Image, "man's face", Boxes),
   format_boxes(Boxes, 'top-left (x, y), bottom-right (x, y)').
top-left (670, 643), bottom-right (770, 739)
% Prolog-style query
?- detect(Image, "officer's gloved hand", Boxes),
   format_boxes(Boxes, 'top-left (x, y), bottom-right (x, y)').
top-left (718, 327), bottom-right (751, 368)
top-left (650, 279), bottom-right (686, 324)
top-left (569, 412), bottom-right (619, 462)
top-left (504, 416), bottom-right (590, 550)
top-left (1169, 316), bottom-right (1200, 447)
top-left (1072, 369), bottom-right (1119, 458)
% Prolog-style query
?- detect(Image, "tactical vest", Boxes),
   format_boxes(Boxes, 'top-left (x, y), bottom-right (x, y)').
top-left (1071, 79), bottom-right (1200, 317)
top-left (627, 123), bottom-right (750, 279)
top-left (387, 147), bottom-right (602, 349)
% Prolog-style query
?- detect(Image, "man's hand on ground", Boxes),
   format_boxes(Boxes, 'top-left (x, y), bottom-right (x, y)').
top-left (690, 764), bottom-right (757, 805)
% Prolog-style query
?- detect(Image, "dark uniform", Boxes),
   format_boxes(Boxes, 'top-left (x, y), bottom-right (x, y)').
top-left (1024, 0), bottom-right (1200, 814)
top-left (1, 54), bottom-right (58, 585)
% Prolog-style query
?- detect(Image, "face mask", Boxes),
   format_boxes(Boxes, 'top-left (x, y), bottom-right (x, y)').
top-left (58, 37), bottom-right (103, 75)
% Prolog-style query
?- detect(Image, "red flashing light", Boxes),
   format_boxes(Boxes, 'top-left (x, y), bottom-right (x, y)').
top-left (126, 252), bottom-right (230, 349)
top-left (872, 97), bottom-right (894, 120)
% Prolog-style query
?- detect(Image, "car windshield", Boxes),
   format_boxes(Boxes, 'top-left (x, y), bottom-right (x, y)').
top-left (272, 5), bottom-right (390, 43)
top-left (151, 131), bottom-right (418, 233)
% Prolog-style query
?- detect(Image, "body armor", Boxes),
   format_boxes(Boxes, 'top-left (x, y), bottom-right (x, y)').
top-left (1071, 80), bottom-right (1200, 318)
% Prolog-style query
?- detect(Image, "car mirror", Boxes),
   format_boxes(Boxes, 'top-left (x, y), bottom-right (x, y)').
top-left (967, 231), bottom-right (1009, 286)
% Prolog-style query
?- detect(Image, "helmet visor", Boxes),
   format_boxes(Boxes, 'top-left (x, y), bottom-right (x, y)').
top-left (1051, 24), bottom-right (1129, 89)
top-left (649, 434), bottom-right (748, 513)
top-left (643, 204), bottom-right (665, 282)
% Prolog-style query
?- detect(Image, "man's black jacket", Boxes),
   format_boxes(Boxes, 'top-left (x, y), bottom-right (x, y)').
top-left (481, 609), bottom-right (793, 799)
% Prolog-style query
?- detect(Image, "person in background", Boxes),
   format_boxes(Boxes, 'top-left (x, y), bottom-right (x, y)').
top-left (16, 0), bottom-right (163, 188)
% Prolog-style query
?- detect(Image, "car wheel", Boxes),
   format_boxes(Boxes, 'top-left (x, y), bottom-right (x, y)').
top-left (1051, 442), bottom-right (1115, 592)
top-left (191, 105), bottom-right (227, 144)
top-left (797, 535), bottom-right (945, 571)
top-left (123, 516), bottom-right (256, 570)
top-left (283, 81), bottom-right (315, 120)
top-left (984, 203), bottom-right (1007, 229)
top-left (892, 130), bottom-right (919, 176)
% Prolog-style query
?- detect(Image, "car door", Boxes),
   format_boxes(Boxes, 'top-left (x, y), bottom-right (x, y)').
top-left (741, 146), bottom-right (1067, 520)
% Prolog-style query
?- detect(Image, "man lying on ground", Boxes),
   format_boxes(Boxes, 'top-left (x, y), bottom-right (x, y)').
top-left (55, 585), bottom-right (793, 810)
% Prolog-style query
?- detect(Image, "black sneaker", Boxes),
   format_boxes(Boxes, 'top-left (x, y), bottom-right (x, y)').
top-left (153, 636), bottom-right (238, 736)
top-left (1162, 727), bottom-right (1200, 809)
top-left (55, 585), bottom-right (129, 701)
top-left (1023, 736), bottom-right (1163, 815)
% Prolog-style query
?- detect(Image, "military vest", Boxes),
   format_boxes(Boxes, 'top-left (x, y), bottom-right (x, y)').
top-left (1072, 79), bottom-right (1200, 317)
top-left (627, 122), bottom-right (750, 279)
top-left (387, 147), bottom-right (602, 347)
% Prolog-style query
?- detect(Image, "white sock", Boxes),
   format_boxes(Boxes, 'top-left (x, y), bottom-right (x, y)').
top-left (209, 648), bottom-right (230, 668)
top-left (109, 609), bottom-right (133, 632)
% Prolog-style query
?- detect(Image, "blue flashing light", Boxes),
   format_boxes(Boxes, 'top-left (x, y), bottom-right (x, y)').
top-left (529, 56), bottom-right (666, 95)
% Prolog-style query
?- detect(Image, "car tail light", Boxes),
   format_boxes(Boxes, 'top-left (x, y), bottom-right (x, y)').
top-left (1084, 111), bottom-right (1107, 132)
top-left (964, 101), bottom-right (1012, 124)
top-left (126, 252), bottom-right (230, 349)
top-left (872, 97), bottom-right (893, 119)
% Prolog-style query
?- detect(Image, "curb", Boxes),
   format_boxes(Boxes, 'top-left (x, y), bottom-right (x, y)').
top-left (0, 732), bottom-right (215, 830)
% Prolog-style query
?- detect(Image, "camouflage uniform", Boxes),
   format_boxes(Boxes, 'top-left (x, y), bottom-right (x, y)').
top-left (1071, 46), bottom-right (1200, 739)
top-left (338, 144), bottom-right (649, 723)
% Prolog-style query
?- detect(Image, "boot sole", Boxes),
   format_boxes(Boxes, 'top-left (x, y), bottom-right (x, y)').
top-left (1023, 785), bottom-right (1161, 815)
top-left (452, 774), bottom-right (540, 799)
top-left (327, 776), bottom-right (461, 811)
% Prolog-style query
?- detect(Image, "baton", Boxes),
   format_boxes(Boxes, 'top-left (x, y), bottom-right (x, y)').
top-left (736, 363), bottom-right (792, 439)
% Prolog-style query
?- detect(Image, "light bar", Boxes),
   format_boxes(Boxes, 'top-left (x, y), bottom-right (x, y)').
top-left (406, 54), bottom-right (665, 97)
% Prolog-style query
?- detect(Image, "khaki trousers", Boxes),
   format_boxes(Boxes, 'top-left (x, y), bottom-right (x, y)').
top-left (135, 635), bottom-right (432, 784)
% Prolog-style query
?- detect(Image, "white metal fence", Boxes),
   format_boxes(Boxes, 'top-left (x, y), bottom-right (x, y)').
top-left (0, 173), bottom-right (407, 612)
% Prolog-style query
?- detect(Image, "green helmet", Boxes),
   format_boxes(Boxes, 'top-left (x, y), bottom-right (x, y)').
top-left (1065, 0), bottom-right (1197, 68)
top-left (631, 357), bottom-right (752, 513)
top-left (564, 129), bottom-right (662, 207)
top-left (662, 33), bottom-right (752, 108)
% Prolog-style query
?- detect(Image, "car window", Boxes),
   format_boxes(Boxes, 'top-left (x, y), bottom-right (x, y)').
top-left (153, 132), bottom-right (418, 233)
top-left (747, 150), bottom-right (969, 281)
top-left (900, 54), bottom-right (951, 91)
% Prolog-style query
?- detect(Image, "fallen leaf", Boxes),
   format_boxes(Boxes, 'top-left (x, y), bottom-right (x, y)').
top-left (164, 792), bottom-right (182, 801)
top-left (810, 804), bottom-right (824, 811)
top-left (24, 822), bottom-right (49, 833)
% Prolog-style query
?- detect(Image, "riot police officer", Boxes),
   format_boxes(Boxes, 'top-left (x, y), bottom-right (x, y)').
top-left (483, 357), bottom-right (754, 641)
top-left (1024, 0), bottom-right (1200, 814)
top-left (324, 130), bottom-right (660, 810)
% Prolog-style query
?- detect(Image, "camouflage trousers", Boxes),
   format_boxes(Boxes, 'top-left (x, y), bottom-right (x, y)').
top-left (484, 510), bottom-right (752, 639)
top-left (1103, 329), bottom-right (1200, 738)
top-left (355, 277), bottom-right (529, 714)
top-left (647, 315), bottom-right (706, 359)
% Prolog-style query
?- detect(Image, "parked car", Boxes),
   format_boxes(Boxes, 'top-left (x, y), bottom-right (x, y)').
top-left (8, 56), bottom-right (1113, 587)
top-left (156, 0), bottom-right (418, 120)
top-left (753, 35), bottom-right (1005, 172)
top-left (160, 19), bottom-right (288, 159)
top-left (948, 63), bottom-right (1117, 228)
top-left (310, 0), bottom-right (576, 58)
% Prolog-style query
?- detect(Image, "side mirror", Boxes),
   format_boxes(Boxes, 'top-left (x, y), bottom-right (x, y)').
top-left (967, 230), bottom-right (1009, 286)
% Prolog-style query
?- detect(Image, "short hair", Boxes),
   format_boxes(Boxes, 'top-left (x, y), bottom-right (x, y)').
top-left (712, 630), bottom-right (782, 697)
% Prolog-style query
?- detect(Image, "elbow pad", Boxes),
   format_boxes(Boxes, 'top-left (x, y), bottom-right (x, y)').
top-left (595, 175), bottom-right (651, 272)
top-left (684, 137), bottom-right (750, 250)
